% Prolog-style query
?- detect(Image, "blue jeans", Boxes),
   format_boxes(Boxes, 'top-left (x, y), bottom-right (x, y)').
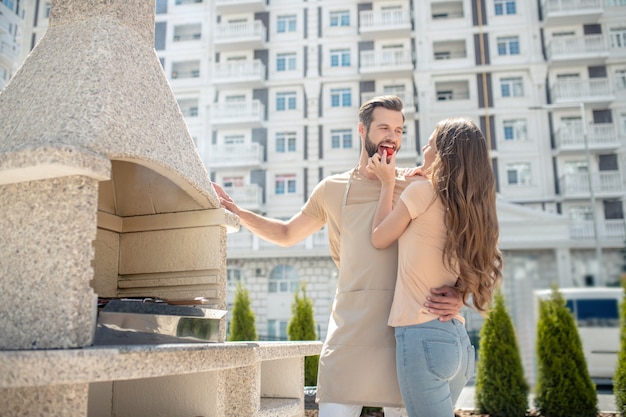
top-left (394, 319), bottom-right (475, 417)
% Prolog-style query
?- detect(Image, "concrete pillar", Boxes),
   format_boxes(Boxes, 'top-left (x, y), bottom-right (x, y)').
top-left (0, 176), bottom-right (99, 349)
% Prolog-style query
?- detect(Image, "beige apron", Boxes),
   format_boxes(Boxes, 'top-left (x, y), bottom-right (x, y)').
top-left (316, 170), bottom-right (404, 407)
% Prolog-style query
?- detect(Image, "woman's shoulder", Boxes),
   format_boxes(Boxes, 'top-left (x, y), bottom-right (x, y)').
top-left (404, 176), bottom-right (433, 191)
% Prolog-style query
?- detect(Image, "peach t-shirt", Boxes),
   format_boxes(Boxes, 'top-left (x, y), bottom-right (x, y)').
top-left (388, 179), bottom-right (464, 327)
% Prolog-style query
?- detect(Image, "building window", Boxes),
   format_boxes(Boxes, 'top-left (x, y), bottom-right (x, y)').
top-left (330, 49), bottom-right (351, 67)
top-left (223, 176), bottom-right (244, 187)
top-left (599, 154), bottom-right (618, 171)
top-left (506, 162), bottom-right (531, 185)
top-left (276, 132), bottom-right (297, 153)
top-left (330, 88), bottom-right (352, 107)
top-left (610, 28), bottom-right (626, 49)
top-left (495, 0), bottom-right (516, 15)
top-left (275, 174), bottom-right (296, 194)
top-left (503, 119), bottom-right (527, 141)
top-left (497, 36), bottom-right (520, 55)
top-left (331, 129), bottom-right (353, 149)
top-left (277, 14), bottom-right (297, 33)
top-left (330, 10), bottom-right (350, 27)
top-left (616, 69), bottom-right (626, 90)
top-left (604, 200), bottom-right (624, 220)
top-left (224, 134), bottom-right (245, 145)
top-left (267, 319), bottom-right (288, 341)
top-left (227, 267), bottom-right (245, 292)
top-left (268, 264), bottom-right (299, 293)
top-left (277, 53), bottom-right (297, 71)
top-left (276, 92), bottom-right (297, 111)
top-left (500, 77), bottom-right (523, 97)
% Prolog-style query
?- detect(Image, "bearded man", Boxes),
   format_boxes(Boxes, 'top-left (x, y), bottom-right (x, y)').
top-left (214, 95), bottom-right (462, 417)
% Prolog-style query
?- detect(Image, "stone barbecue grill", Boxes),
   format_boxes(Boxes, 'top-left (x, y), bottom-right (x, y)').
top-left (0, 1), bottom-right (321, 416)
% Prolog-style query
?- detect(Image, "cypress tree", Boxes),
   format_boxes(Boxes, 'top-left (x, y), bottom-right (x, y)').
top-left (287, 283), bottom-right (319, 386)
top-left (228, 282), bottom-right (258, 341)
top-left (475, 291), bottom-right (528, 417)
top-left (614, 281), bottom-right (626, 413)
top-left (534, 286), bottom-right (597, 417)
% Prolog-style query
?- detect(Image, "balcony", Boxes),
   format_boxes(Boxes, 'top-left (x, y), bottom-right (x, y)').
top-left (0, 16), bottom-right (10, 35)
top-left (0, 40), bottom-right (18, 66)
top-left (221, 184), bottom-right (263, 212)
top-left (208, 143), bottom-right (264, 168)
top-left (215, 0), bottom-right (266, 13)
top-left (570, 219), bottom-right (626, 241)
top-left (359, 9), bottom-right (411, 39)
top-left (546, 34), bottom-right (608, 64)
top-left (211, 100), bottom-right (265, 127)
top-left (555, 122), bottom-right (619, 151)
top-left (214, 20), bottom-right (266, 51)
top-left (541, 0), bottom-right (603, 26)
top-left (433, 40), bottom-right (467, 61)
top-left (226, 228), bottom-right (330, 258)
top-left (173, 24), bottom-right (202, 42)
top-left (430, 1), bottom-right (465, 23)
top-left (550, 78), bottom-right (612, 103)
top-left (560, 171), bottom-right (624, 197)
top-left (212, 59), bottom-right (265, 88)
top-left (359, 48), bottom-right (413, 76)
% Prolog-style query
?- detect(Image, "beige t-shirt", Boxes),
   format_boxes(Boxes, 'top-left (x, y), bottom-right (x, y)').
top-left (389, 179), bottom-right (464, 327)
top-left (302, 168), bottom-right (412, 269)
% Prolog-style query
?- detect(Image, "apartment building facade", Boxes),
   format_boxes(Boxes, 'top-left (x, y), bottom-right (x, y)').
top-left (6, 0), bottom-right (626, 382)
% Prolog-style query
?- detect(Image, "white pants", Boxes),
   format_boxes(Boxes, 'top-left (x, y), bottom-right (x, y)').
top-left (319, 402), bottom-right (408, 417)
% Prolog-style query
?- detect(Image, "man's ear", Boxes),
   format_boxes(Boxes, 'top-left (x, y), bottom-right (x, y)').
top-left (357, 121), bottom-right (365, 138)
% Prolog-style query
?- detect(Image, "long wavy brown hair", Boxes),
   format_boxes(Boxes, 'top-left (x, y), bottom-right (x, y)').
top-left (428, 118), bottom-right (503, 312)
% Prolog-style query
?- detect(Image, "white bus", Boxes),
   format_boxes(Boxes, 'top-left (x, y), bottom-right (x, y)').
top-left (534, 287), bottom-right (622, 383)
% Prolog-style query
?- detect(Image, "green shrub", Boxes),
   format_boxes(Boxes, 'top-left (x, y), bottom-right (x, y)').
top-left (228, 282), bottom-right (258, 341)
top-left (474, 291), bottom-right (528, 417)
top-left (287, 283), bottom-right (319, 386)
top-left (613, 281), bottom-right (626, 413)
top-left (534, 286), bottom-right (597, 417)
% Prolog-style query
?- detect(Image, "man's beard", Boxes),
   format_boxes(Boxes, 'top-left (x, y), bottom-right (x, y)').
top-left (364, 131), bottom-right (400, 157)
top-left (364, 132), bottom-right (379, 157)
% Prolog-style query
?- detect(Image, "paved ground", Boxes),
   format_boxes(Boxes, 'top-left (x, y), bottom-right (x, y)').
top-left (456, 383), bottom-right (617, 413)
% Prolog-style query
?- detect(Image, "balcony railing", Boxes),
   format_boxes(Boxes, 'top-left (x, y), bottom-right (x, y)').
top-left (221, 185), bottom-right (263, 211)
top-left (551, 78), bottom-right (611, 101)
top-left (547, 34), bottom-right (608, 59)
top-left (570, 219), bottom-right (626, 240)
top-left (0, 17), bottom-right (11, 35)
top-left (359, 9), bottom-right (411, 36)
top-left (214, 20), bottom-right (265, 47)
top-left (0, 40), bottom-right (18, 61)
top-left (560, 171), bottom-right (623, 195)
top-left (215, 0), bottom-right (266, 13)
top-left (208, 142), bottom-right (264, 168)
top-left (359, 49), bottom-right (413, 73)
top-left (213, 59), bottom-right (265, 85)
top-left (555, 122), bottom-right (619, 149)
top-left (211, 100), bottom-right (265, 126)
top-left (543, 0), bottom-right (602, 14)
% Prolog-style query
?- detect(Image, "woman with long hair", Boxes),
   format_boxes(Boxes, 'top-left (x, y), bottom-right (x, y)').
top-left (367, 117), bottom-right (503, 417)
